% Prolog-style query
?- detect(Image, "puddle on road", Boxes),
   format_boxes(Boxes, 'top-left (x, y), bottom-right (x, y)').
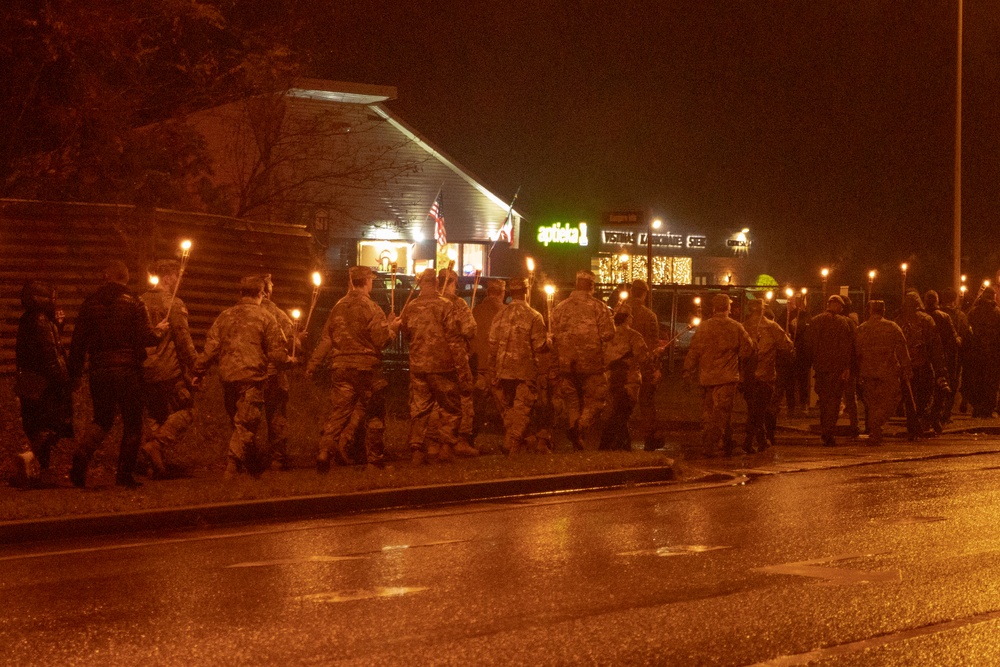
top-left (618, 545), bottom-right (731, 557)
top-left (755, 551), bottom-right (901, 586)
top-left (228, 540), bottom-right (468, 568)
top-left (295, 587), bottom-right (429, 603)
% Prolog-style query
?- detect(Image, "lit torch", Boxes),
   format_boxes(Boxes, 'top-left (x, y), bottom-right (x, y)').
top-left (526, 257), bottom-right (536, 307)
top-left (291, 308), bottom-right (301, 360)
top-left (390, 262), bottom-right (398, 314)
top-left (164, 238), bottom-right (193, 321)
top-left (544, 284), bottom-right (555, 334)
top-left (304, 271), bottom-right (322, 331)
top-left (470, 268), bottom-right (483, 308)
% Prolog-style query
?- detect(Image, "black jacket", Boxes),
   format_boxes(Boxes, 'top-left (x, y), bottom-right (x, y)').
top-left (69, 282), bottom-right (159, 377)
top-left (17, 310), bottom-right (68, 383)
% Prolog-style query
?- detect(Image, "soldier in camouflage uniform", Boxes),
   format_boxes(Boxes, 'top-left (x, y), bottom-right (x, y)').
top-left (895, 290), bottom-right (945, 438)
top-left (259, 275), bottom-right (295, 470)
top-left (628, 280), bottom-right (664, 450)
top-left (307, 266), bottom-right (399, 471)
top-left (551, 270), bottom-right (615, 450)
top-left (855, 300), bottom-right (911, 444)
top-left (742, 299), bottom-right (793, 452)
top-left (805, 295), bottom-right (855, 447)
top-left (139, 260), bottom-right (198, 478)
top-left (472, 278), bottom-right (506, 440)
top-left (193, 275), bottom-right (290, 477)
top-left (434, 268), bottom-right (479, 456)
top-left (683, 293), bottom-right (755, 457)
top-left (939, 287), bottom-right (970, 422)
top-left (923, 290), bottom-right (959, 433)
top-left (401, 269), bottom-right (463, 463)
top-left (965, 287), bottom-right (1000, 418)
top-left (599, 308), bottom-right (648, 451)
top-left (487, 278), bottom-right (548, 454)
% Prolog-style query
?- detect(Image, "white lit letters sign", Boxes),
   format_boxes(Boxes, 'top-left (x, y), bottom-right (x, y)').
top-left (537, 222), bottom-right (589, 247)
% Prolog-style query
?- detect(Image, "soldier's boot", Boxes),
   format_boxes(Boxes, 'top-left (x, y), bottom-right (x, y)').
top-left (763, 415), bottom-right (777, 450)
top-left (567, 426), bottom-right (584, 451)
top-left (366, 426), bottom-right (387, 468)
top-left (426, 442), bottom-right (441, 461)
top-left (410, 448), bottom-right (427, 465)
top-left (741, 434), bottom-right (756, 455)
top-left (141, 440), bottom-right (167, 478)
top-left (436, 444), bottom-right (454, 463)
top-left (223, 457), bottom-right (243, 480)
top-left (14, 450), bottom-right (41, 488)
top-left (32, 430), bottom-right (57, 470)
top-left (316, 449), bottom-right (331, 474)
top-left (69, 451), bottom-right (90, 488)
top-left (535, 436), bottom-right (553, 454)
top-left (453, 436), bottom-right (479, 458)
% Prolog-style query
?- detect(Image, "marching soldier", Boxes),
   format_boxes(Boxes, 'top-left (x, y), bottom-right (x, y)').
top-left (964, 286), bottom-right (1000, 418)
top-left (855, 300), bottom-right (911, 444)
top-left (805, 295), bottom-right (855, 447)
top-left (307, 266), bottom-right (399, 471)
top-left (939, 287), bottom-right (971, 422)
top-left (69, 261), bottom-right (163, 488)
top-left (471, 278), bottom-right (507, 440)
top-left (193, 275), bottom-right (290, 477)
top-left (923, 290), bottom-right (959, 433)
top-left (487, 278), bottom-right (547, 454)
top-left (259, 275), bottom-right (295, 471)
top-left (551, 270), bottom-right (615, 450)
top-left (600, 308), bottom-right (647, 451)
top-left (400, 269), bottom-right (463, 463)
top-left (139, 259), bottom-right (198, 478)
top-left (436, 268), bottom-right (479, 456)
top-left (628, 280), bottom-right (664, 450)
top-left (896, 290), bottom-right (945, 438)
top-left (683, 293), bottom-right (755, 457)
top-left (742, 299), bottom-right (793, 452)
top-left (14, 281), bottom-right (74, 487)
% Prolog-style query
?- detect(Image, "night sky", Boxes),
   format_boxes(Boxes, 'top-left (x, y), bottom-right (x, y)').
top-left (306, 1), bottom-right (999, 289)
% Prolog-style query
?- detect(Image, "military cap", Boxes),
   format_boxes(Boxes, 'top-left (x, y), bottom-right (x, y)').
top-left (348, 266), bottom-right (373, 282)
top-left (827, 294), bottom-right (845, 306)
top-left (630, 279), bottom-right (650, 295)
top-left (748, 299), bottom-right (764, 311)
top-left (240, 274), bottom-right (266, 291)
top-left (576, 270), bottom-right (596, 282)
top-left (437, 267), bottom-right (458, 287)
top-left (417, 268), bottom-right (438, 287)
top-left (508, 277), bottom-right (529, 294)
top-left (983, 286), bottom-right (997, 301)
top-left (711, 293), bottom-right (731, 311)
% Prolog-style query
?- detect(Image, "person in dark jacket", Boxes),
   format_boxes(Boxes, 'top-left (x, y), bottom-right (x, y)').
top-left (806, 295), bottom-right (855, 447)
top-left (69, 261), bottom-right (163, 488)
top-left (965, 287), bottom-right (1000, 418)
top-left (14, 281), bottom-right (74, 487)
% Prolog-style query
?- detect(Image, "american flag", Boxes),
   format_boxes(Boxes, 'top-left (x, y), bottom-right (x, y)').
top-left (430, 193), bottom-right (446, 247)
top-left (496, 210), bottom-right (513, 243)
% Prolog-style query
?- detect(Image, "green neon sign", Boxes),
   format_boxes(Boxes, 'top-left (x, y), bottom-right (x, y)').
top-left (537, 222), bottom-right (589, 247)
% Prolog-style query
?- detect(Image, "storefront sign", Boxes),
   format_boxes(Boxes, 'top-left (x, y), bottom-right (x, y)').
top-left (606, 210), bottom-right (644, 226)
top-left (602, 230), bottom-right (707, 249)
top-left (537, 222), bottom-right (589, 247)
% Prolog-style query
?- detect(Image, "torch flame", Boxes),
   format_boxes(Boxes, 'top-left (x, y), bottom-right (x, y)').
top-left (784, 288), bottom-right (794, 298)
top-left (148, 275), bottom-right (159, 286)
top-left (765, 290), bottom-right (773, 301)
top-left (291, 309), bottom-right (301, 320)
top-left (619, 291), bottom-right (629, 301)
top-left (692, 317), bottom-right (701, 327)
top-left (821, 268), bottom-right (829, 278)
top-left (544, 284), bottom-right (555, 296)
top-left (526, 257), bottom-right (535, 272)
top-left (180, 239), bottom-right (192, 252)
top-left (312, 271), bottom-right (322, 287)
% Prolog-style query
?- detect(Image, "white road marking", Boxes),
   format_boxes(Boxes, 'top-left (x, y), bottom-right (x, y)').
top-left (755, 551), bottom-right (900, 586)
top-left (618, 545), bottom-right (731, 557)
top-left (295, 586), bottom-right (429, 603)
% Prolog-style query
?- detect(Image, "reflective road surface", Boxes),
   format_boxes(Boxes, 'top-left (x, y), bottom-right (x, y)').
top-left (5, 453), bottom-right (1000, 665)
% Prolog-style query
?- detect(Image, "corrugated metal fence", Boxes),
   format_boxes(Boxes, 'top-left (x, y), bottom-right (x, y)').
top-left (0, 200), bottom-right (324, 374)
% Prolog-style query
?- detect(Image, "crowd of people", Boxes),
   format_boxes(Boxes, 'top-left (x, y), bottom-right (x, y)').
top-left (11, 258), bottom-right (1000, 488)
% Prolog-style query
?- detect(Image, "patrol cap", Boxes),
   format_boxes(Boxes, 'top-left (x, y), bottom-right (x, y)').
top-left (711, 293), bottom-right (731, 311)
top-left (630, 279), bottom-right (649, 296)
top-left (747, 299), bottom-right (764, 312)
top-left (508, 278), bottom-right (529, 295)
top-left (983, 286), bottom-right (997, 301)
top-left (240, 274), bottom-right (266, 292)
top-left (417, 268), bottom-right (438, 287)
top-left (575, 270), bottom-right (596, 289)
top-left (348, 265), bottom-right (373, 284)
top-left (437, 268), bottom-right (458, 288)
top-left (487, 278), bottom-right (506, 295)
top-left (827, 294), bottom-right (845, 306)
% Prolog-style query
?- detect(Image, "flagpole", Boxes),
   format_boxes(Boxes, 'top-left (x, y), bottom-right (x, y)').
top-left (488, 186), bottom-right (521, 275)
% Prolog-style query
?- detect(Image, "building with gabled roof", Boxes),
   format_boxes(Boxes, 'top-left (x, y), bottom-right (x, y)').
top-left (187, 79), bottom-right (522, 277)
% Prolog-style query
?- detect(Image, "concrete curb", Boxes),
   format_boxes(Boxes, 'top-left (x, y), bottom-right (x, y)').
top-left (0, 465), bottom-right (676, 545)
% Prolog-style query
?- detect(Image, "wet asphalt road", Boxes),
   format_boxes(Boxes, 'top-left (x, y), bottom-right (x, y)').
top-left (5, 452), bottom-right (1000, 666)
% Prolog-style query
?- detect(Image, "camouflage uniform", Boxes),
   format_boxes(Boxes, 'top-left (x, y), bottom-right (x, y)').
top-left (895, 293), bottom-right (944, 436)
top-left (194, 294), bottom-right (288, 472)
top-left (742, 311), bottom-right (793, 451)
top-left (599, 319), bottom-right (647, 451)
top-left (855, 314), bottom-right (910, 444)
top-left (682, 308), bottom-right (755, 456)
top-left (965, 292), bottom-right (1000, 418)
top-left (140, 284), bottom-right (198, 475)
top-left (260, 296), bottom-right (293, 468)
top-left (629, 287), bottom-right (662, 450)
top-left (443, 291), bottom-right (477, 439)
top-left (401, 278), bottom-right (462, 461)
top-left (924, 296), bottom-right (959, 432)
top-left (471, 287), bottom-right (506, 437)
top-left (551, 287), bottom-right (615, 449)
top-left (307, 282), bottom-right (395, 468)
top-left (806, 305), bottom-right (855, 445)
top-left (940, 293), bottom-right (971, 420)
top-left (488, 298), bottom-right (547, 454)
